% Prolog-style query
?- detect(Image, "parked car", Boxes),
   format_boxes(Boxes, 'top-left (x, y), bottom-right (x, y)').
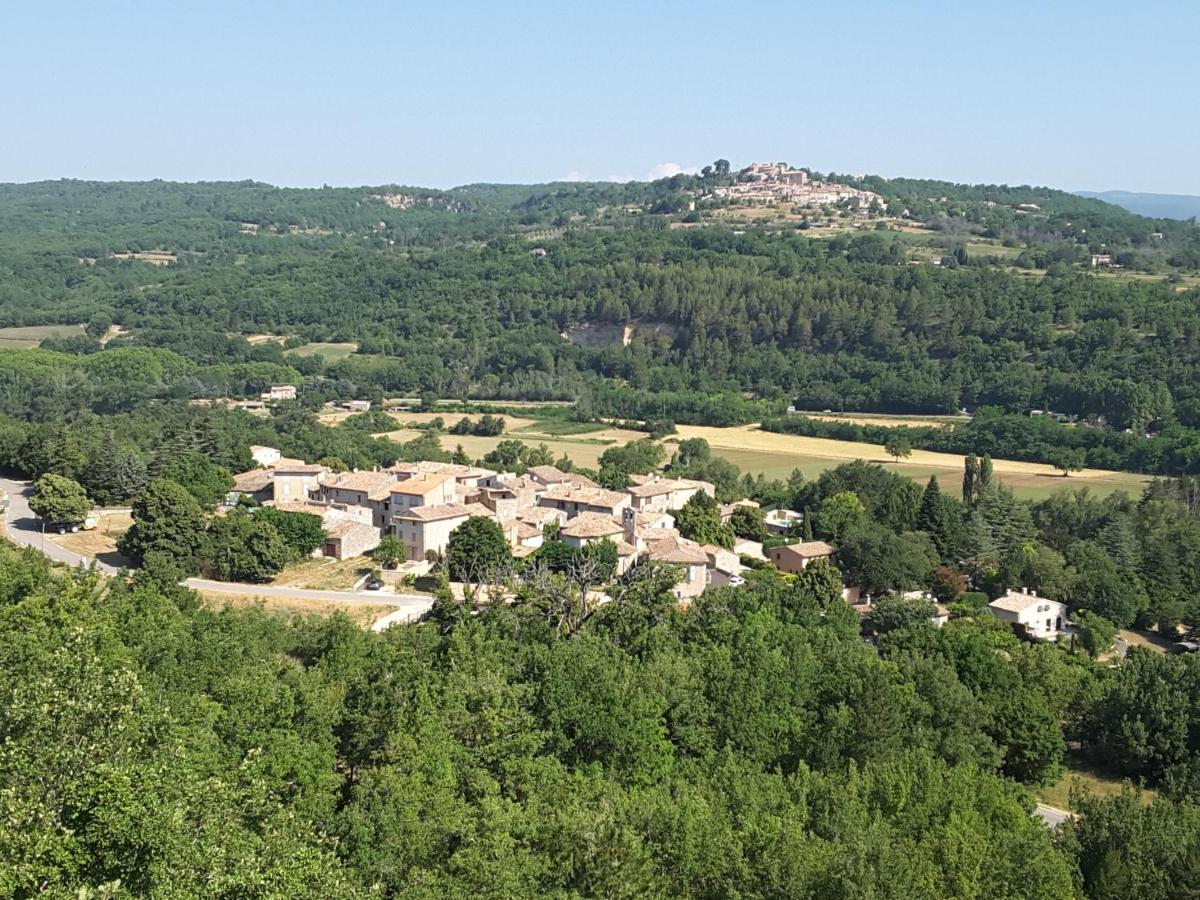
top-left (364, 577), bottom-right (384, 591)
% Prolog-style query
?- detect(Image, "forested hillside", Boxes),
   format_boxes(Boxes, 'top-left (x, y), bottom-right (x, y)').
top-left (3, 172), bottom-right (1200, 477)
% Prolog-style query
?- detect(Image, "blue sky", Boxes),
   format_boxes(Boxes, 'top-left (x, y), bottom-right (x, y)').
top-left (3, 0), bottom-right (1198, 192)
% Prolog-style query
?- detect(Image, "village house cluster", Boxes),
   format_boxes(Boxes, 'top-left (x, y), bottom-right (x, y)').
top-left (230, 453), bottom-right (785, 602)
top-left (711, 162), bottom-right (886, 211)
top-left (230, 446), bottom-right (1073, 635)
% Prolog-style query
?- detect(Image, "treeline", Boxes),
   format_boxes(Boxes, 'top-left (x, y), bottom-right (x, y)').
top-left (763, 409), bottom-right (1200, 475)
top-left (2, 537), bottom-right (1197, 896)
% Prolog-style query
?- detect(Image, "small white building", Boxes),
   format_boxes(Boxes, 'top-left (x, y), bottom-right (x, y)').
top-left (250, 445), bottom-right (281, 467)
top-left (988, 589), bottom-right (1068, 641)
top-left (261, 384), bottom-right (297, 403)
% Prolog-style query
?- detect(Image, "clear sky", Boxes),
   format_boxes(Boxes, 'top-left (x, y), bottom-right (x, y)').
top-left (4, 0), bottom-right (1198, 193)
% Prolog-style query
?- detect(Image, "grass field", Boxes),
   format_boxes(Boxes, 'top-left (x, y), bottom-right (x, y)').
top-left (271, 555), bottom-right (372, 591)
top-left (51, 511), bottom-right (132, 561)
top-left (515, 419), bottom-right (610, 436)
top-left (672, 424), bottom-right (1149, 500)
top-left (372, 419), bottom-right (1148, 501)
top-left (287, 341), bottom-right (359, 360)
top-left (376, 427), bottom-right (619, 468)
top-left (1036, 756), bottom-right (1156, 811)
top-left (0, 323), bottom-right (85, 349)
top-left (198, 591), bottom-right (393, 627)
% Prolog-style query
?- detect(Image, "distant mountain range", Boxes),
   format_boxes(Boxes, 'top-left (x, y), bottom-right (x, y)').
top-left (1076, 190), bottom-right (1200, 220)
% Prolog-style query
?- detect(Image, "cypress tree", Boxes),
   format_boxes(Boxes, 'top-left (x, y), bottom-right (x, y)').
top-left (963, 454), bottom-right (978, 505)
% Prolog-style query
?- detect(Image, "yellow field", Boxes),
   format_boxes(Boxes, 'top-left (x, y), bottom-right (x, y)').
top-left (793, 411), bottom-right (968, 428)
top-left (271, 555), bottom-right (373, 591)
top-left (0, 323), bottom-right (86, 349)
top-left (672, 424), bottom-right (1149, 500)
top-left (381, 432), bottom-right (633, 472)
top-left (198, 591), bottom-right (393, 627)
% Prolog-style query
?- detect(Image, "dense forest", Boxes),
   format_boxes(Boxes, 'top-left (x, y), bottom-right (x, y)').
top-left (2, 177), bottom-right (1200, 446)
top-left (2, 537), bottom-right (1198, 897)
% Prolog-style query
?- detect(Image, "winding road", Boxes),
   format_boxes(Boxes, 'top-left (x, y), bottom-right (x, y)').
top-left (1, 476), bottom-right (432, 627)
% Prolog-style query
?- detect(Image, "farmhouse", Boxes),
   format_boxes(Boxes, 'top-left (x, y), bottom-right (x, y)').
top-left (261, 384), bottom-right (297, 403)
top-left (768, 540), bottom-right (836, 574)
top-left (625, 475), bottom-right (714, 513)
top-left (988, 589), bottom-right (1067, 640)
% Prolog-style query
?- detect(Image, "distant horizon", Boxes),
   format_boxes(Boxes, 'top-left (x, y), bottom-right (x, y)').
top-left (3, 167), bottom-right (1198, 201)
top-left (4, 1), bottom-right (1199, 194)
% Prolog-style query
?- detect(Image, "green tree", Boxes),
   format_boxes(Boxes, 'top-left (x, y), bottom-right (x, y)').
top-left (813, 491), bottom-right (867, 543)
top-left (205, 509), bottom-right (289, 582)
top-left (157, 451), bottom-right (235, 508)
top-left (255, 507), bottom-right (326, 560)
top-left (118, 478), bottom-right (207, 571)
top-left (867, 595), bottom-right (937, 633)
top-left (28, 473), bottom-right (91, 526)
top-left (963, 453), bottom-right (978, 505)
top-left (672, 491), bottom-right (735, 548)
top-left (372, 534), bottom-right (408, 568)
top-left (728, 504), bottom-right (767, 541)
top-left (447, 516), bottom-right (511, 581)
top-left (1051, 447), bottom-right (1086, 477)
top-left (884, 432), bottom-right (913, 462)
top-left (1073, 610), bottom-right (1117, 659)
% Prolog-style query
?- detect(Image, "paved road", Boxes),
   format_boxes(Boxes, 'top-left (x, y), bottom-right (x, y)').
top-left (2, 476), bottom-right (432, 622)
top-left (1034, 803), bottom-right (1071, 828)
top-left (0, 476), bottom-right (121, 574)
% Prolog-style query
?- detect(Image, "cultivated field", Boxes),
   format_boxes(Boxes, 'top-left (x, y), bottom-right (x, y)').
top-left (373, 418), bottom-right (1148, 501)
top-left (0, 323), bottom-right (86, 349)
top-left (791, 410), bottom-right (969, 428)
top-left (287, 341), bottom-right (359, 360)
top-left (672, 424), bottom-right (1149, 500)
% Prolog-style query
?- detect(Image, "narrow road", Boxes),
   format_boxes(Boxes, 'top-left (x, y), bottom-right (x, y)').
top-left (0, 476), bottom-right (121, 574)
top-left (3, 476), bottom-right (432, 622)
top-left (1033, 803), bottom-right (1071, 828)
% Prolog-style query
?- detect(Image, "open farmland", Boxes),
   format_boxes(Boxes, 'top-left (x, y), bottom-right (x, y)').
top-left (287, 341), bottom-right (359, 360)
top-left (0, 323), bottom-right (86, 348)
top-left (674, 424), bottom-right (1151, 500)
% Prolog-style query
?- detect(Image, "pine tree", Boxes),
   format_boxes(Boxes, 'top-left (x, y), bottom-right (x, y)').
top-left (113, 450), bottom-right (149, 501)
top-left (86, 430), bottom-right (121, 506)
top-left (917, 476), bottom-right (941, 532)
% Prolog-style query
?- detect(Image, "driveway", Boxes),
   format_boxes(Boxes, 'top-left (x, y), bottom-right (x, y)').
top-left (2, 476), bottom-right (432, 621)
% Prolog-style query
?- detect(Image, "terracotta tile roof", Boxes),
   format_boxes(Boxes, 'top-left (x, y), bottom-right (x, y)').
top-left (326, 471), bottom-right (398, 500)
top-left (390, 472), bottom-right (455, 495)
top-left (388, 461), bottom-right (496, 481)
top-left (540, 484), bottom-right (629, 509)
top-left (559, 514), bottom-right (624, 539)
top-left (626, 477), bottom-right (697, 498)
top-left (273, 461), bottom-right (329, 474)
top-left (270, 501), bottom-right (331, 517)
top-left (772, 540), bottom-right (836, 559)
top-left (394, 501), bottom-right (493, 522)
top-left (327, 520), bottom-right (378, 540)
top-left (644, 534), bottom-right (709, 564)
top-left (232, 469), bottom-right (272, 492)
top-left (516, 505), bottom-right (564, 525)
